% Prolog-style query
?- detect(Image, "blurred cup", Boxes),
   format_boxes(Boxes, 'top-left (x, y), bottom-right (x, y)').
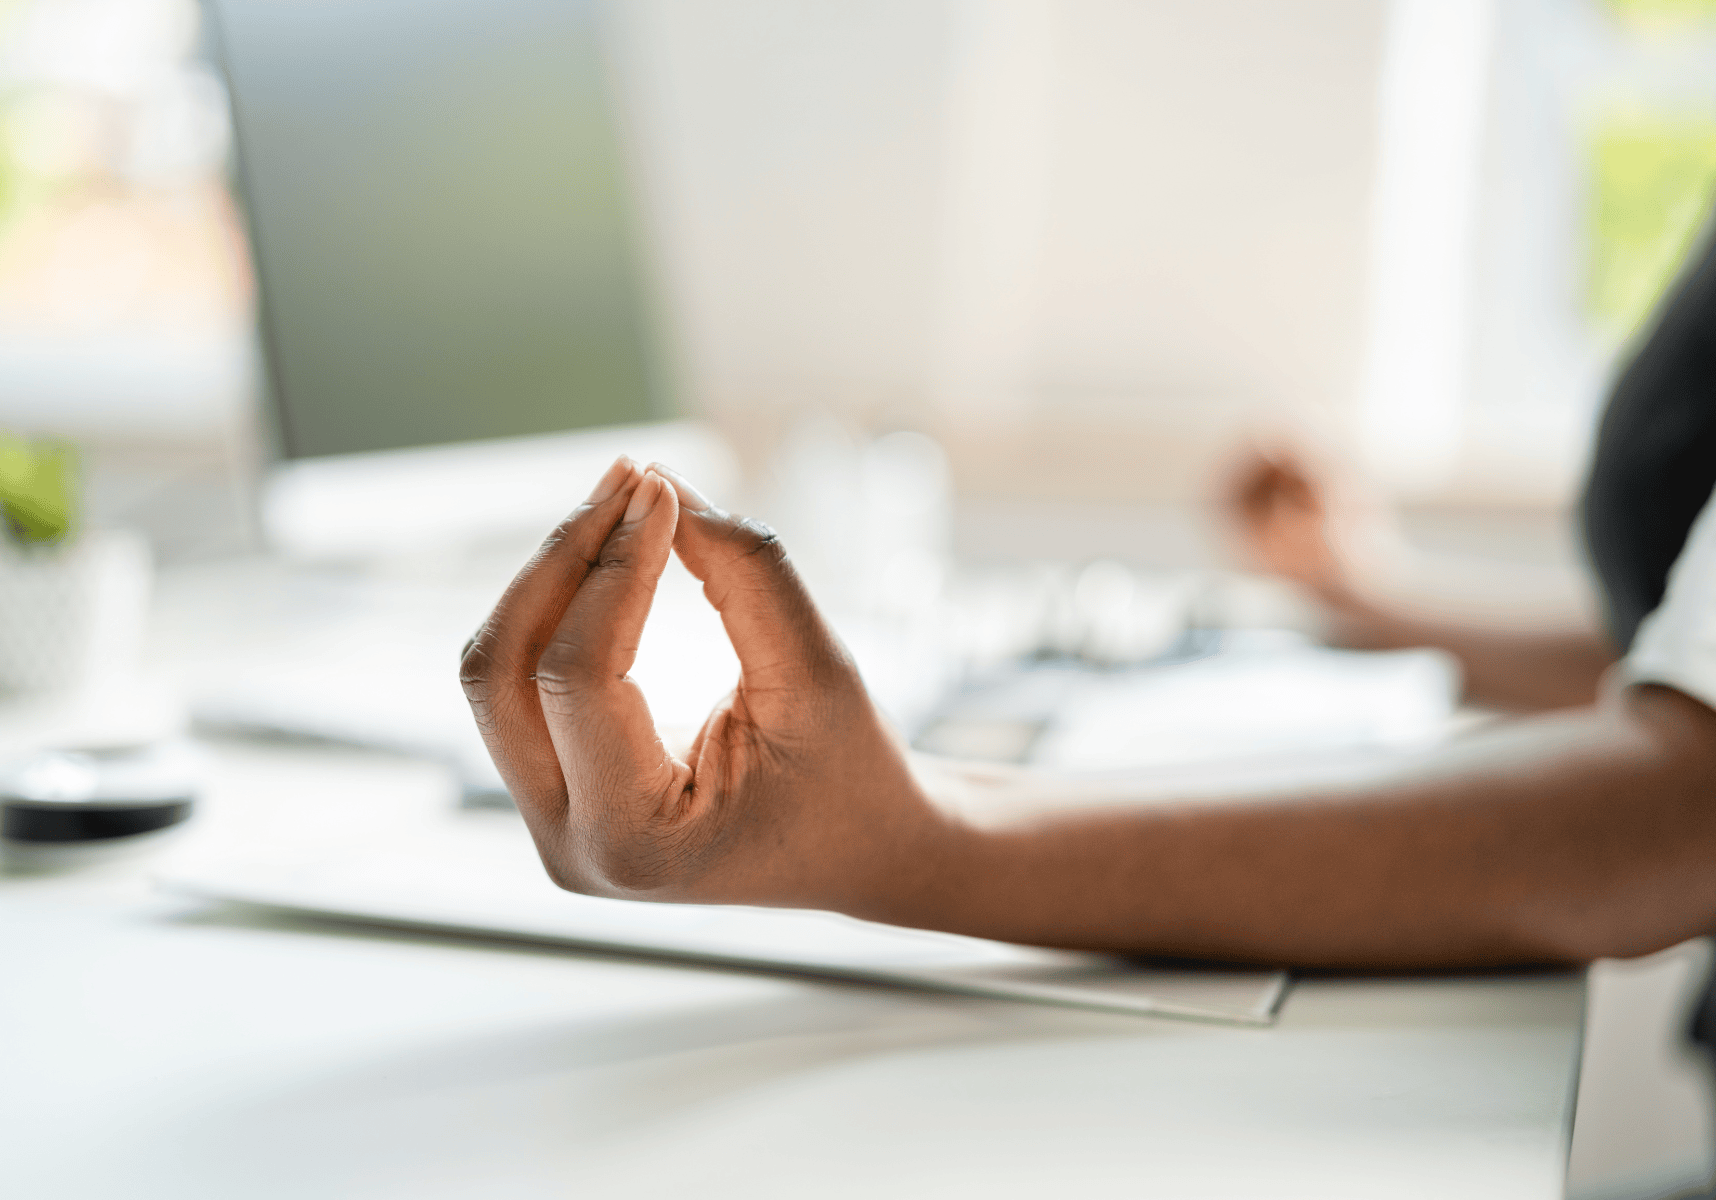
top-left (0, 529), bottom-right (152, 697)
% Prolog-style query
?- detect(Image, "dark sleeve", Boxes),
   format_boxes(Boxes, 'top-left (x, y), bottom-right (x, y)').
top-left (1581, 221), bottom-right (1716, 653)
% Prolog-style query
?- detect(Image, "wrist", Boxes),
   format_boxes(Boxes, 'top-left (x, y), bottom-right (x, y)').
top-left (844, 794), bottom-right (989, 934)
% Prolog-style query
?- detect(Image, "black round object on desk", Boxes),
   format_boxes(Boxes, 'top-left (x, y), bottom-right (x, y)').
top-left (2, 798), bottom-right (193, 842)
top-left (0, 743), bottom-right (198, 849)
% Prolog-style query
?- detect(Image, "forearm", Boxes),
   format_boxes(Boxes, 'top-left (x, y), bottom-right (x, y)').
top-left (891, 686), bottom-right (1716, 969)
top-left (1320, 586), bottom-right (1616, 712)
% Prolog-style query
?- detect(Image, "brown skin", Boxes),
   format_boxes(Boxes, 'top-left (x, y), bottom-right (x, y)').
top-left (1227, 449), bottom-right (1618, 712)
top-left (461, 457), bottom-right (1716, 970)
top-left (460, 457), bottom-right (960, 918)
top-left (935, 685), bottom-right (1716, 967)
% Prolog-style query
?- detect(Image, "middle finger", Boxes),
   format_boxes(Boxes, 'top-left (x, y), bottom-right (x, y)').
top-left (461, 456), bottom-right (645, 818)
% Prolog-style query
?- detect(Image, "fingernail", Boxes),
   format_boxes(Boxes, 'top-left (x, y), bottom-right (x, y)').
top-left (586, 456), bottom-right (635, 504)
top-left (650, 463), bottom-right (710, 512)
top-left (623, 470), bottom-right (663, 523)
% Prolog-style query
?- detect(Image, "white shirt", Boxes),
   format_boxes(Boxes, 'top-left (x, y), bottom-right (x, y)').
top-left (1624, 482), bottom-right (1716, 708)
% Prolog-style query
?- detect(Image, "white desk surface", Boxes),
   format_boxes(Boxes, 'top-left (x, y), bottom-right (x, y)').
top-left (2, 740), bottom-right (1584, 1200)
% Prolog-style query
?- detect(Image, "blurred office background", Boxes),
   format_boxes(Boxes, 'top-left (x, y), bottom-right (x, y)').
top-left (7, 2), bottom-right (1716, 1197)
top-left (8, 0), bottom-right (1716, 571)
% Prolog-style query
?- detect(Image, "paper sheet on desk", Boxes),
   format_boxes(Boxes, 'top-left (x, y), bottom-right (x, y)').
top-left (158, 820), bottom-right (1287, 1025)
top-left (940, 640), bottom-right (1460, 774)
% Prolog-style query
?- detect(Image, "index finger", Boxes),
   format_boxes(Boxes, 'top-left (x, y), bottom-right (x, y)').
top-left (460, 456), bottom-right (644, 817)
top-left (651, 463), bottom-right (854, 700)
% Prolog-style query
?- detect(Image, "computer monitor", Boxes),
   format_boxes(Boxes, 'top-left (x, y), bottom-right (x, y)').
top-left (206, 0), bottom-right (730, 557)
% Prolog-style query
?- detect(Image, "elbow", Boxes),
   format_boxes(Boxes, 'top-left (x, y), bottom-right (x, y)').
top-left (1523, 924), bottom-right (1680, 968)
top-left (1520, 685), bottom-right (1716, 966)
top-left (1513, 888), bottom-right (1716, 968)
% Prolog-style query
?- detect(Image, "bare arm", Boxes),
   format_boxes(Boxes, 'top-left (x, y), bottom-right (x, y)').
top-left (898, 684), bottom-right (1716, 968)
top-left (1319, 588), bottom-right (1616, 713)
top-left (1227, 449), bottom-right (1617, 711)
top-left (463, 461), bottom-right (1716, 971)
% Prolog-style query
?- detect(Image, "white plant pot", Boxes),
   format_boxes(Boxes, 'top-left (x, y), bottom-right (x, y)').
top-left (0, 530), bottom-right (152, 697)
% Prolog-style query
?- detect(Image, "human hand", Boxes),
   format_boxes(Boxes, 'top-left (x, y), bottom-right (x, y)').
top-left (1224, 446), bottom-right (1353, 600)
top-left (459, 457), bottom-right (962, 919)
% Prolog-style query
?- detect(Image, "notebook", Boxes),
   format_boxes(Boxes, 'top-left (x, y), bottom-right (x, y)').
top-left (159, 818), bottom-right (1288, 1026)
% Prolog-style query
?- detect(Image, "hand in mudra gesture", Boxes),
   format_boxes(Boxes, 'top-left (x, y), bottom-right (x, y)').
top-left (460, 457), bottom-right (956, 918)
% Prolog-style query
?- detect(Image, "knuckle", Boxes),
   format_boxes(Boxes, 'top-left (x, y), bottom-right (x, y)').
top-left (539, 505), bottom-right (600, 555)
top-left (725, 516), bottom-right (788, 572)
top-left (458, 634), bottom-right (496, 699)
top-left (516, 528), bottom-right (569, 580)
top-left (587, 533), bottom-right (638, 576)
top-left (732, 516), bottom-right (782, 553)
top-left (532, 640), bottom-right (598, 692)
top-left (539, 523), bottom-right (570, 555)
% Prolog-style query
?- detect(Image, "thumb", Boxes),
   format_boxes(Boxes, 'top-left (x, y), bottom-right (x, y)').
top-left (649, 463), bottom-right (852, 694)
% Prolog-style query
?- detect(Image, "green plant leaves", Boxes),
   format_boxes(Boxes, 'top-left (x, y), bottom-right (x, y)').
top-left (0, 432), bottom-right (78, 547)
top-left (1588, 117), bottom-right (1716, 338)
